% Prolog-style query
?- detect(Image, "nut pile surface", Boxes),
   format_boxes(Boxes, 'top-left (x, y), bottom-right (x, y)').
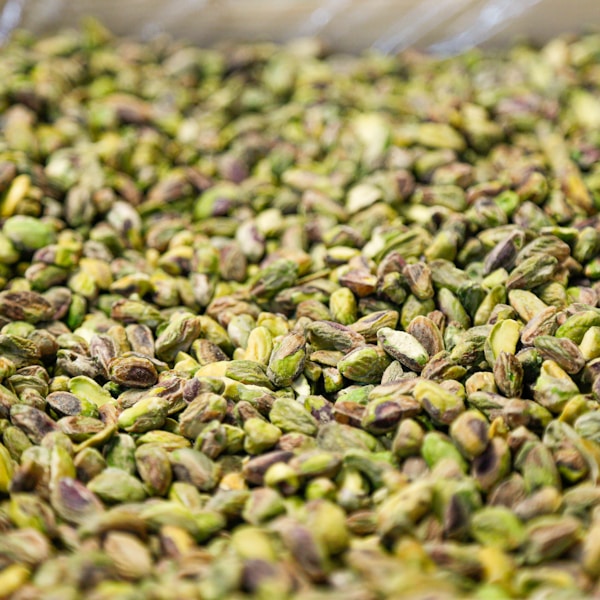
top-left (0, 21), bottom-right (599, 599)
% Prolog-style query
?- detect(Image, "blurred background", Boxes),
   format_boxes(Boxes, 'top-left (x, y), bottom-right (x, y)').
top-left (0, 0), bottom-right (597, 53)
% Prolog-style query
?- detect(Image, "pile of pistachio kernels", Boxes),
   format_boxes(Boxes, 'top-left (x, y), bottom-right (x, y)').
top-left (1, 19), bottom-right (600, 600)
